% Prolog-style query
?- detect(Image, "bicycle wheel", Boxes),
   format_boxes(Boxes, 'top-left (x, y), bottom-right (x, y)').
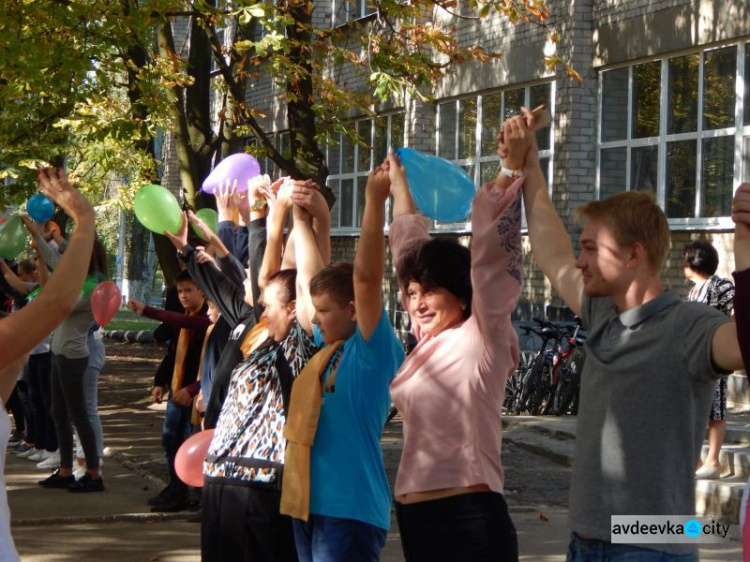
top-left (504, 352), bottom-right (533, 413)
top-left (517, 355), bottom-right (545, 414)
top-left (552, 347), bottom-right (585, 416)
top-left (526, 360), bottom-right (552, 415)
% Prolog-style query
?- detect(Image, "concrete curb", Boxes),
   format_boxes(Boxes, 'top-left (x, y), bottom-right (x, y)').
top-left (12, 512), bottom-right (195, 527)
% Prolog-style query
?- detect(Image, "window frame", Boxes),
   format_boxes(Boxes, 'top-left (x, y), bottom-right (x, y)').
top-left (327, 112), bottom-right (406, 234)
top-left (331, 0), bottom-right (377, 28)
top-left (597, 41), bottom-right (749, 229)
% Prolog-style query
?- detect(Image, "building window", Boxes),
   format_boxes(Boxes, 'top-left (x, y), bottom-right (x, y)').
top-left (326, 112), bottom-right (405, 231)
top-left (434, 82), bottom-right (555, 229)
top-left (332, 0), bottom-right (377, 27)
top-left (598, 42), bottom-right (750, 225)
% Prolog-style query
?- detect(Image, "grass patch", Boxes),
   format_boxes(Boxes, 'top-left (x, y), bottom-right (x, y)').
top-left (106, 309), bottom-right (160, 332)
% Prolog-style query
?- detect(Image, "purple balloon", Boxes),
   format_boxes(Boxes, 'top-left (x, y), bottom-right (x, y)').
top-left (201, 153), bottom-right (261, 194)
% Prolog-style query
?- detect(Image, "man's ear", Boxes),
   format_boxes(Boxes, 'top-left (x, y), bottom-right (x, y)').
top-left (629, 242), bottom-right (648, 268)
top-left (348, 301), bottom-right (356, 322)
top-left (287, 299), bottom-right (297, 316)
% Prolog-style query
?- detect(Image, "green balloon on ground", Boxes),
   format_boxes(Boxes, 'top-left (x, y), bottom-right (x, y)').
top-left (133, 184), bottom-right (183, 235)
top-left (0, 215), bottom-right (28, 259)
top-left (191, 208), bottom-right (218, 240)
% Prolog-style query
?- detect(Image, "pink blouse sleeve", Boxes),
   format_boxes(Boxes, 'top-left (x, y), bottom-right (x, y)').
top-left (388, 214), bottom-right (431, 338)
top-left (470, 177), bottom-right (524, 346)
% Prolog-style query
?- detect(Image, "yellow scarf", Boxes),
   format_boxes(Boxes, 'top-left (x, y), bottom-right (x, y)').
top-left (240, 317), bottom-right (270, 357)
top-left (171, 312), bottom-right (197, 395)
top-left (280, 341), bottom-right (344, 521)
top-left (191, 322), bottom-right (216, 426)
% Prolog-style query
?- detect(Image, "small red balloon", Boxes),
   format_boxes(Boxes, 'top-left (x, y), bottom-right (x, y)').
top-left (90, 281), bottom-right (121, 327)
top-left (175, 429), bottom-right (215, 487)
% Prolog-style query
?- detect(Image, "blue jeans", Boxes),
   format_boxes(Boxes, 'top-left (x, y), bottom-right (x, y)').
top-left (567, 533), bottom-right (699, 561)
top-left (162, 398), bottom-right (193, 495)
top-left (292, 515), bottom-right (387, 562)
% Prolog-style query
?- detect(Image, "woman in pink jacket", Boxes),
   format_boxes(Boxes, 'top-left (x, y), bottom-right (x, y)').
top-left (387, 116), bottom-right (534, 561)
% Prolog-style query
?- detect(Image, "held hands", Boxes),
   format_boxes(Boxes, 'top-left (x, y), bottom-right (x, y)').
top-left (128, 299), bottom-right (145, 315)
top-left (366, 164), bottom-right (391, 204)
top-left (497, 106), bottom-right (537, 171)
top-left (194, 245), bottom-right (218, 268)
top-left (171, 388), bottom-right (194, 407)
top-left (291, 180), bottom-right (328, 221)
top-left (385, 152), bottom-right (408, 196)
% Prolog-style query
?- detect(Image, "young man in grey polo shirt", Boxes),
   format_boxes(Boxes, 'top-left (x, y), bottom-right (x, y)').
top-left (503, 108), bottom-right (745, 561)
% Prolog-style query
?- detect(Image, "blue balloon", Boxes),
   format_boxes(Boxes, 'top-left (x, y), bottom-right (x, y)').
top-left (27, 194), bottom-right (55, 223)
top-left (395, 148), bottom-right (476, 222)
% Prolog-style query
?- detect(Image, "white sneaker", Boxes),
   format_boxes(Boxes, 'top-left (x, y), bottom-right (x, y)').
top-left (16, 447), bottom-right (37, 459)
top-left (36, 452), bottom-right (61, 470)
top-left (695, 464), bottom-right (721, 479)
top-left (27, 450), bottom-right (45, 462)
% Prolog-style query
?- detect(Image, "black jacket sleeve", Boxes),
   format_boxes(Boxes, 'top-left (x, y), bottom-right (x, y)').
top-left (182, 245), bottom-right (253, 328)
top-left (247, 217), bottom-right (266, 320)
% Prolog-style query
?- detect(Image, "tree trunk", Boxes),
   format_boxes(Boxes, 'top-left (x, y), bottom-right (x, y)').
top-left (285, 1), bottom-right (331, 200)
top-left (185, 10), bottom-right (216, 211)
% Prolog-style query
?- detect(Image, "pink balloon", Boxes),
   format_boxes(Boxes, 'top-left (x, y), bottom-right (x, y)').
top-left (90, 281), bottom-right (121, 327)
top-left (201, 153), bottom-right (261, 194)
top-left (175, 429), bottom-right (215, 487)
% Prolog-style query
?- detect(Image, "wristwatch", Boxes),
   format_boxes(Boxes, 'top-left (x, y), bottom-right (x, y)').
top-left (250, 198), bottom-right (267, 212)
top-left (500, 166), bottom-right (524, 178)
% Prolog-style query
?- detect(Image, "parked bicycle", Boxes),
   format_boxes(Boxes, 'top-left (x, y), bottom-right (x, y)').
top-left (550, 319), bottom-right (586, 416)
top-left (510, 318), bottom-right (568, 415)
top-left (506, 317), bottom-right (587, 416)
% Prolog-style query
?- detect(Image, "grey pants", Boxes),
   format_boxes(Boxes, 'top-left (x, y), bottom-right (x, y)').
top-left (50, 354), bottom-right (99, 471)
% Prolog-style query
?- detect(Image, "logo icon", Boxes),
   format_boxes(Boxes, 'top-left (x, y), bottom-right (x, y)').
top-left (684, 519), bottom-right (702, 538)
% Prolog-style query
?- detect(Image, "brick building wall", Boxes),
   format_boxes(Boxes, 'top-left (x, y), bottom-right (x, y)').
top-left (159, 4), bottom-right (750, 404)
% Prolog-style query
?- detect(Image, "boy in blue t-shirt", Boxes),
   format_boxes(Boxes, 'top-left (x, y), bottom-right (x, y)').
top-left (287, 165), bottom-right (404, 561)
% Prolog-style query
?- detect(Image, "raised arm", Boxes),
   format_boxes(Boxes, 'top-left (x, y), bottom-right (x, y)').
top-left (259, 180), bottom-right (293, 290)
top-left (164, 214), bottom-right (253, 327)
top-left (386, 152), bottom-right (430, 285)
top-left (0, 168), bottom-right (95, 400)
top-left (0, 260), bottom-right (30, 297)
top-left (516, 110), bottom-right (583, 316)
top-left (23, 216), bottom-right (61, 271)
top-left (292, 201), bottom-right (325, 335)
top-left (354, 166), bottom-right (390, 340)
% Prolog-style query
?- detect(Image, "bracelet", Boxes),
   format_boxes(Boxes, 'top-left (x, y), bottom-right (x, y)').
top-left (500, 166), bottom-right (524, 178)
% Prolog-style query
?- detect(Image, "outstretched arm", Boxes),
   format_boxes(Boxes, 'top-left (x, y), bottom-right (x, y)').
top-left (354, 165), bottom-right (390, 340)
top-left (516, 109), bottom-right (583, 316)
top-left (0, 169), bottom-right (95, 400)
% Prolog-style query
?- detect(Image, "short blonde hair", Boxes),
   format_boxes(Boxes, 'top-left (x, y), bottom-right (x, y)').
top-left (575, 191), bottom-right (671, 270)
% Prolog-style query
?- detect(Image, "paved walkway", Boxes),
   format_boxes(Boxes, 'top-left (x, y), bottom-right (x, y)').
top-left (5, 341), bottom-right (743, 560)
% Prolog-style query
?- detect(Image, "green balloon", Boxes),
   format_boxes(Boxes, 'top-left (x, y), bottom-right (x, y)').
top-left (0, 215), bottom-right (28, 259)
top-left (191, 208), bottom-right (218, 240)
top-left (133, 184), bottom-right (182, 235)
